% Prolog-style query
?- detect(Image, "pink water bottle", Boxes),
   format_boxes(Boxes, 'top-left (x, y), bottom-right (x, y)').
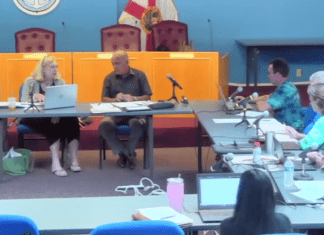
top-left (167, 177), bottom-right (184, 212)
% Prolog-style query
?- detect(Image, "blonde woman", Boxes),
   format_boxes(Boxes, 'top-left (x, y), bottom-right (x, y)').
top-left (20, 56), bottom-right (81, 177)
top-left (286, 83), bottom-right (324, 169)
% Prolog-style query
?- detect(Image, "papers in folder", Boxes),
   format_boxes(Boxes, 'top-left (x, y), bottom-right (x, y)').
top-left (134, 207), bottom-right (193, 228)
top-left (90, 103), bottom-right (122, 113)
top-left (0, 102), bottom-right (31, 109)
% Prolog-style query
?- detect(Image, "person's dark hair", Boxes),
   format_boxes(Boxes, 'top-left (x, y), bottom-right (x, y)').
top-left (269, 58), bottom-right (289, 78)
top-left (233, 169), bottom-right (276, 235)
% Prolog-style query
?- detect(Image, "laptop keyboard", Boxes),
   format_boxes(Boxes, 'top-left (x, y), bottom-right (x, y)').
top-left (199, 209), bottom-right (234, 222)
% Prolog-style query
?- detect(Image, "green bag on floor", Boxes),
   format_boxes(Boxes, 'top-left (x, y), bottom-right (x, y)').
top-left (3, 149), bottom-right (33, 176)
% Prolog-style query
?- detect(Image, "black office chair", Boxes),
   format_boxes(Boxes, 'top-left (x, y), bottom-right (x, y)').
top-left (17, 83), bottom-right (66, 165)
top-left (99, 125), bottom-right (148, 169)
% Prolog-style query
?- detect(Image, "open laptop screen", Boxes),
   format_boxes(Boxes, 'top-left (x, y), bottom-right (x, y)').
top-left (197, 173), bottom-right (241, 210)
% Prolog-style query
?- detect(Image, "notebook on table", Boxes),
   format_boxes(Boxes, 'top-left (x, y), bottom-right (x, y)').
top-left (41, 84), bottom-right (78, 110)
top-left (197, 173), bottom-right (241, 222)
top-left (275, 134), bottom-right (301, 150)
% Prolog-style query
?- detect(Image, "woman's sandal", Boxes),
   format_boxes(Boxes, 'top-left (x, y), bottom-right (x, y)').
top-left (70, 165), bottom-right (82, 172)
top-left (52, 168), bottom-right (68, 177)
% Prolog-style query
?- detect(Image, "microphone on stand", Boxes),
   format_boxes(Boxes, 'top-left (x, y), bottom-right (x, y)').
top-left (228, 87), bottom-right (243, 102)
top-left (210, 153), bottom-right (235, 172)
top-left (247, 111), bottom-right (269, 143)
top-left (248, 111), bottom-right (270, 128)
top-left (298, 142), bottom-right (320, 159)
top-left (236, 92), bottom-right (258, 108)
top-left (166, 74), bottom-right (183, 90)
top-left (25, 81), bottom-right (39, 112)
top-left (294, 142), bottom-right (324, 181)
top-left (235, 92), bottom-right (258, 127)
top-left (212, 153), bottom-right (254, 173)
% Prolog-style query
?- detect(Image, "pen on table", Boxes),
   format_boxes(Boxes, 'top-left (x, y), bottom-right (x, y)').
top-left (97, 102), bottom-right (102, 106)
top-left (160, 215), bottom-right (176, 220)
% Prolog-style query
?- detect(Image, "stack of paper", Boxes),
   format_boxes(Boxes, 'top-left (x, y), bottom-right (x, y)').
top-left (292, 181), bottom-right (324, 202)
top-left (90, 103), bottom-right (122, 113)
top-left (134, 206), bottom-right (194, 228)
top-left (0, 102), bottom-right (31, 108)
top-left (236, 111), bottom-right (262, 117)
top-left (112, 101), bottom-right (155, 108)
top-left (231, 154), bottom-right (279, 165)
top-left (258, 119), bottom-right (286, 134)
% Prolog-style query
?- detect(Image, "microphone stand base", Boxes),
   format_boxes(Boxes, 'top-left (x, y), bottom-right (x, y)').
top-left (235, 109), bottom-right (250, 127)
top-left (168, 83), bottom-right (179, 103)
top-left (294, 173), bottom-right (314, 181)
top-left (235, 119), bottom-right (249, 127)
top-left (167, 96), bottom-right (179, 103)
top-left (24, 104), bottom-right (40, 113)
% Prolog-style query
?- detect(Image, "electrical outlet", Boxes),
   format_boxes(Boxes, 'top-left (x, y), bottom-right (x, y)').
top-left (296, 69), bottom-right (302, 77)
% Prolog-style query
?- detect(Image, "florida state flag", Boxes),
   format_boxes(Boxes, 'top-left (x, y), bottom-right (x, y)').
top-left (119, 0), bottom-right (178, 51)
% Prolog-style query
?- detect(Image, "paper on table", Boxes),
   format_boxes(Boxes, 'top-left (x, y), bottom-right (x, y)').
top-left (275, 133), bottom-right (299, 143)
top-left (231, 154), bottom-right (278, 164)
top-left (213, 119), bottom-right (242, 124)
top-left (112, 101), bottom-right (155, 108)
top-left (137, 207), bottom-right (178, 220)
top-left (257, 119), bottom-right (286, 134)
top-left (292, 181), bottom-right (324, 202)
top-left (137, 206), bottom-right (193, 227)
top-left (90, 103), bottom-right (122, 113)
top-left (0, 102), bottom-right (31, 108)
top-left (236, 111), bottom-right (262, 117)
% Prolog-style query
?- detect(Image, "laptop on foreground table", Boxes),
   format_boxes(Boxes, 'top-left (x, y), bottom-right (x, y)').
top-left (197, 173), bottom-right (241, 222)
top-left (41, 84), bottom-right (78, 110)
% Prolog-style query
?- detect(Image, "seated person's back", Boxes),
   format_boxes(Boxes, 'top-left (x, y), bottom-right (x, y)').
top-left (220, 169), bottom-right (292, 235)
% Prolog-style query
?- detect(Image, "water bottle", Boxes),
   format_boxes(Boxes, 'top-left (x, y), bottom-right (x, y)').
top-left (253, 142), bottom-right (262, 165)
top-left (284, 158), bottom-right (295, 187)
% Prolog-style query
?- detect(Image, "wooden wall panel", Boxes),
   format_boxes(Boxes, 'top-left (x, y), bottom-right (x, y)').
top-left (150, 52), bottom-right (220, 101)
top-left (219, 53), bottom-right (229, 98)
top-left (0, 53), bottom-right (72, 101)
top-left (0, 52), bottom-right (226, 106)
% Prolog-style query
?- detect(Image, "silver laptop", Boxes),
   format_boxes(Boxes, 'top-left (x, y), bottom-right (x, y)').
top-left (217, 84), bottom-right (253, 110)
top-left (43, 84), bottom-right (78, 110)
top-left (197, 173), bottom-right (241, 222)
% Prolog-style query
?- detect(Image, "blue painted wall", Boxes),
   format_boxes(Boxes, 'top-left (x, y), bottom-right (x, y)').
top-left (1, 0), bottom-right (324, 83)
top-left (0, 1), bottom-right (117, 52)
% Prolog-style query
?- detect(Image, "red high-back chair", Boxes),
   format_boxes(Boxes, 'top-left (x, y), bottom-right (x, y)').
top-left (151, 20), bottom-right (188, 51)
top-left (15, 28), bottom-right (55, 52)
top-left (101, 24), bottom-right (141, 52)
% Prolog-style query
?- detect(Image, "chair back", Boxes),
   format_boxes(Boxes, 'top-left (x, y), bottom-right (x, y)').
top-left (301, 106), bottom-right (317, 127)
top-left (101, 24), bottom-right (141, 52)
top-left (151, 20), bottom-right (188, 51)
top-left (15, 27), bottom-right (55, 52)
top-left (0, 214), bottom-right (39, 235)
top-left (91, 220), bottom-right (184, 235)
